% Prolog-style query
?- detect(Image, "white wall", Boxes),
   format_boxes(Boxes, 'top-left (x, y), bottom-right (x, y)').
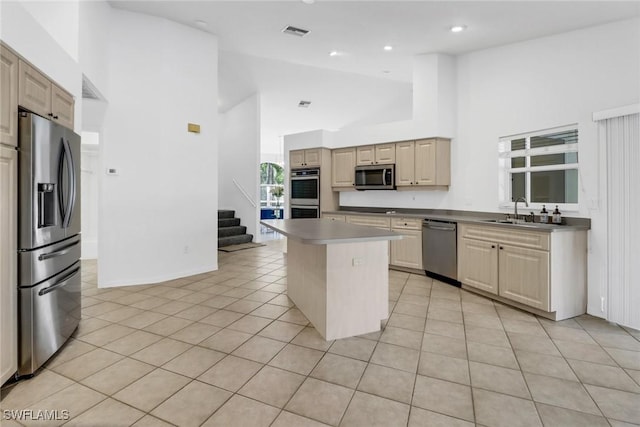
top-left (78, 0), bottom-right (111, 96)
top-left (219, 94), bottom-right (260, 240)
top-left (18, 0), bottom-right (80, 62)
top-left (80, 135), bottom-right (99, 259)
top-left (99, 9), bottom-right (218, 287)
top-left (0, 1), bottom-right (82, 132)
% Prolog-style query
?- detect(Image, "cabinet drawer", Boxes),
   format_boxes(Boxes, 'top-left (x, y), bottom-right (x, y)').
top-left (323, 214), bottom-right (346, 222)
top-left (460, 223), bottom-right (549, 251)
top-left (346, 215), bottom-right (390, 229)
top-left (391, 217), bottom-right (421, 230)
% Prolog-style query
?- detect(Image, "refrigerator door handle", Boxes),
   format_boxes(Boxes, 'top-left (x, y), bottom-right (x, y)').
top-left (38, 266), bottom-right (80, 296)
top-left (58, 138), bottom-right (75, 228)
top-left (38, 239), bottom-right (80, 261)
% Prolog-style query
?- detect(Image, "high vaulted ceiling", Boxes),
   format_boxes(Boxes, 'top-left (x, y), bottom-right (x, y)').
top-left (109, 1), bottom-right (639, 157)
top-left (111, 1), bottom-right (639, 83)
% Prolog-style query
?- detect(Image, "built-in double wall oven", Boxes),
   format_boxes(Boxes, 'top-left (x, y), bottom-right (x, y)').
top-left (290, 168), bottom-right (320, 218)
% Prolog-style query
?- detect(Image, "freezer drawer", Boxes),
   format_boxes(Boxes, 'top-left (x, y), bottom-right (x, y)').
top-left (18, 261), bottom-right (81, 376)
top-left (19, 235), bottom-right (80, 287)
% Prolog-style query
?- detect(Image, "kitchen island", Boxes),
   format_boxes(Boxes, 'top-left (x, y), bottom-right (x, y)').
top-left (261, 219), bottom-right (402, 340)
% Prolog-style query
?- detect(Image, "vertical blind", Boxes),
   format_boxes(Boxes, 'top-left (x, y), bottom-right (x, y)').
top-left (598, 111), bottom-right (640, 329)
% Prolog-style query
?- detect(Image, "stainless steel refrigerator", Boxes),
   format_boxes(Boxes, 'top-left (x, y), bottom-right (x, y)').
top-left (17, 111), bottom-right (81, 377)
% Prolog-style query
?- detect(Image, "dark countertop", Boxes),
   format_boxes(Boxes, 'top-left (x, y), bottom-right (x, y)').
top-left (322, 207), bottom-right (590, 232)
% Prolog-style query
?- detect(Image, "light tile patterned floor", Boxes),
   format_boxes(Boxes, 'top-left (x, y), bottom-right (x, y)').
top-left (2, 242), bottom-right (640, 426)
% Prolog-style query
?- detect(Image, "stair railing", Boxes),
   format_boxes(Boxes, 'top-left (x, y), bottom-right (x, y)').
top-left (232, 178), bottom-right (257, 208)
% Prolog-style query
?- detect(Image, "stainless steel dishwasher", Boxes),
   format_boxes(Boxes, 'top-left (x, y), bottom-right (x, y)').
top-left (422, 219), bottom-right (459, 285)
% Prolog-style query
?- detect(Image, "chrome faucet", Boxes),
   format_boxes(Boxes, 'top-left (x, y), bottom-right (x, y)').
top-left (514, 197), bottom-right (528, 220)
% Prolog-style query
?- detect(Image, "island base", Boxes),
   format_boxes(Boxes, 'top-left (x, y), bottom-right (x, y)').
top-left (287, 238), bottom-right (389, 341)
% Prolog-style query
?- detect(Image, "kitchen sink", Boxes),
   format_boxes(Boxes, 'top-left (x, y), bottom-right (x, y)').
top-left (481, 219), bottom-right (523, 224)
top-left (480, 219), bottom-right (556, 229)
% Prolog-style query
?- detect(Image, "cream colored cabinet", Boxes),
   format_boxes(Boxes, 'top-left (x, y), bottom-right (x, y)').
top-left (18, 60), bottom-right (50, 118)
top-left (1, 45), bottom-right (19, 147)
top-left (323, 213), bottom-right (346, 222)
top-left (346, 215), bottom-right (391, 229)
top-left (290, 148), bottom-right (321, 168)
top-left (458, 224), bottom-right (549, 310)
top-left (457, 223), bottom-right (587, 319)
top-left (395, 141), bottom-right (415, 186)
top-left (331, 147), bottom-right (356, 188)
top-left (458, 238), bottom-right (499, 294)
top-left (356, 143), bottom-right (396, 166)
top-left (51, 84), bottom-right (74, 129)
top-left (0, 144), bottom-right (17, 384)
top-left (396, 138), bottom-right (450, 187)
top-left (390, 218), bottom-right (423, 270)
top-left (18, 60), bottom-right (74, 130)
top-left (498, 245), bottom-right (549, 311)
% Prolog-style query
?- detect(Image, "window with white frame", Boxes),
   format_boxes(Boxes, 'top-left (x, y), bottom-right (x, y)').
top-left (499, 125), bottom-right (579, 210)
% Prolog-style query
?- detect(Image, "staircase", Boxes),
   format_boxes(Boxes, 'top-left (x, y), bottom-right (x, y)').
top-left (218, 210), bottom-right (253, 247)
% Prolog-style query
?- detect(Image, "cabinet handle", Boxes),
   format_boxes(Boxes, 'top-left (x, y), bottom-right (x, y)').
top-left (499, 246), bottom-right (504, 250)
top-left (491, 245), bottom-right (496, 249)
top-left (48, 113), bottom-right (53, 117)
top-left (53, 115), bottom-right (59, 119)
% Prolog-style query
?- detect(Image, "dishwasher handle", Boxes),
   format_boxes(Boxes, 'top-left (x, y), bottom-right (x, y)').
top-left (423, 220), bottom-right (457, 232)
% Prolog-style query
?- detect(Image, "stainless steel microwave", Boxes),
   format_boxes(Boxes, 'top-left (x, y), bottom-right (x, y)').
top-left (354, 164), bottom-right (395, 190)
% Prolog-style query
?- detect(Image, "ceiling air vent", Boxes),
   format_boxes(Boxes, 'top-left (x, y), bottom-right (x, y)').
top-left (81, 75), bottom-right (103, 101)
top-left (282, 25), bottom-right (310, 37)
top-left (298, 100), bottom-right (311, 108)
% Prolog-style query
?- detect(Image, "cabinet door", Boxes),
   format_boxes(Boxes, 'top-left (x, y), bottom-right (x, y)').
top-left (395, 141), bottom-right (415, 186)
top-left (414, 139), bottom-right (437, 185)
top-left (1, 46), bottom-right (18, 147)
top-left (356, 145), bottom-right (375, 166)
top-left (498, 245), bottom-right (550, 311)
top-left (51, 83), bottom-right (74, 130)
top-left (290, 150), bottom-right (305, 168)
top-left (0, 145), bottom-right (17, 384)
top-left (304, 148), bottom-right (321, 167)
top-left (18, 60), bottom-right (51, 118)
top-left (458, 238), bottom-right (498, 294)
top-left (375, 143), bottom-right (396, 164)
top-left (331, 148), bottom-right (356, 187)
top-left (390, 228), bottom-right (422, 269)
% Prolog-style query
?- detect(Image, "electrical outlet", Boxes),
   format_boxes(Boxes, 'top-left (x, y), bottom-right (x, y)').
top-left (184, 245), bottom-right (189, 254)
top-left (352, 258), bottom-right (364, 266)
top-left (601, 296), bottom-right (605, 312)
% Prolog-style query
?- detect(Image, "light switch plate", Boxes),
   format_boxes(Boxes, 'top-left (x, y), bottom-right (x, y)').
top-left (106, 168), bottom-right (118, 175)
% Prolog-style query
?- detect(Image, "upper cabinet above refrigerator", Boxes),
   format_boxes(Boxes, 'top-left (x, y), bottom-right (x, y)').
top-left (18, 61), bottom-right (74, 130)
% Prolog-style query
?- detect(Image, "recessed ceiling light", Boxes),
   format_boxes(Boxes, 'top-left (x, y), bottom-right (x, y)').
top-left (383, 45), bottom-right (393, 51)
top-left (329, 51), bottom-right (339, 57)
top-left (450, 25), bottom-right (467, 33)
top-left (301, 0), bottom-right (315, 4)
top-left (194, 20), bottom-right (208, 28)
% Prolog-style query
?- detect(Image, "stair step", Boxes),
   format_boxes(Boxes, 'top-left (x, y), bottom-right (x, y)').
top-left (218, 210), bottom-right (235, 219)
top-left (218, 218), bottom-right (241, 227)
top-left (218, 226), bottom-right (247, 238)
top-left (218, 234), bottom-right (253, 247)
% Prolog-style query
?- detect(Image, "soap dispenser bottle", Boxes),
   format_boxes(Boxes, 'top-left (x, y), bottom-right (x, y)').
top-left (552, 205), bottom-right (562, 224)
top-left (540, 205), bottom-right (548, 224)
